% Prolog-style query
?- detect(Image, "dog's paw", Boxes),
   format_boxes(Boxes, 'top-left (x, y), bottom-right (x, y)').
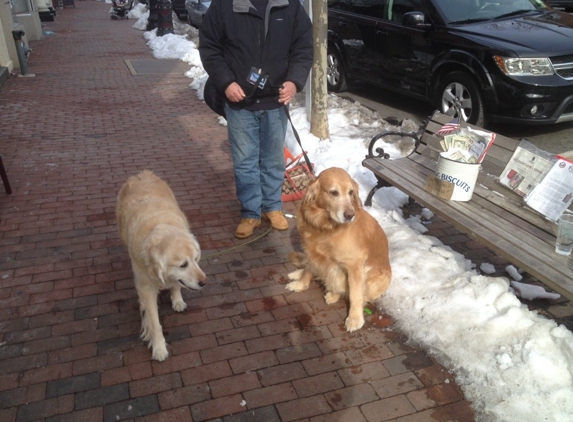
top-left (345, 315), bottom-right (365, 332)
top-left (324, 292), bottom-right (340, 305)
top-left (285, 280), bottom-right (309, 292)
top-left (287, 269), bottom-right (304, 281)
top-left (172, 300), bottom-right (187, 312)
top-left (151, 342), bottom-right (169, 361)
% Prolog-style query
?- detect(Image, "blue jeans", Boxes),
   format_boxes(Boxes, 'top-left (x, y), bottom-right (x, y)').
top-left (225, 104), bottom-right (288, 219)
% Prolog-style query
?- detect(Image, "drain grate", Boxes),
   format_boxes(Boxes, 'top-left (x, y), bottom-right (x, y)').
top-left (125, 59), bottom-right (190, 75)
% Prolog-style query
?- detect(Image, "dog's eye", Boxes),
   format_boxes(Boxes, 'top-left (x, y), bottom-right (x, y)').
top-left (329, 190), bottom-right (339, 197)
top-left (349, 190), bottom-right (354, 196)
top-left (180, 261), bottom-right (189, 268)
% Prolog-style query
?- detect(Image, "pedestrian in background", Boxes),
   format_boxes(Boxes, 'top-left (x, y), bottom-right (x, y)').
top-left (199, 0), bottom-right (313, 239)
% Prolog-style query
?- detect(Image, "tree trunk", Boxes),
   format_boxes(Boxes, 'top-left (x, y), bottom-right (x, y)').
top-left (310, 0), bottom-right (329, 140)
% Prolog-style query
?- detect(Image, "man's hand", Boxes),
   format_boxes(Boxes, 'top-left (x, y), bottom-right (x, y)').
top-left (279, 81), bottom-right (297, 105)
top-left (225, 82), bottom-right (246, 103)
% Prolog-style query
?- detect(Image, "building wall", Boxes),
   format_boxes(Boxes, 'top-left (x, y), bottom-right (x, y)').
top-left (0, 3), bottom-right (15, 72)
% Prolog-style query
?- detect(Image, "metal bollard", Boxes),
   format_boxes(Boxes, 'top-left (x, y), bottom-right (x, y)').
top-left (12, 30), bottom-right (32, 76)
top-left (156, 0), bottom-right (174, 36)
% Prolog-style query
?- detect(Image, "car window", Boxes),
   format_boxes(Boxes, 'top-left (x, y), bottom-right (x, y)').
top-left (433, 0), bottom-right (480, 22)
top-left (388, 0), bottom-right (425, 23)
top-left (328, 0), bottom-right (389, 19)
top-left (434, 0), bottom-right (548, 24)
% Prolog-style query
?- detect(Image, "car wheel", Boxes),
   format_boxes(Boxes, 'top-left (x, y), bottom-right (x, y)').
top-left (437, 71), bottom-right (486, 127)
top-left (327, 46), bottom-right (348, 93)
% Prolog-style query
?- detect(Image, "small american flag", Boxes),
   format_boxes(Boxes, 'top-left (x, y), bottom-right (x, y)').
top-left (435, 118), bottom-right (460, 136)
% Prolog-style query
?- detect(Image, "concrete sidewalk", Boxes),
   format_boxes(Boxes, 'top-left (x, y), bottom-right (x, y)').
top-left (0, 3), bottom-right (570, 422)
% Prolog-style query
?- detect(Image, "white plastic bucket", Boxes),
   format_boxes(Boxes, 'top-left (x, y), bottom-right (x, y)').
top-left (435, 153), bottom-right (481, 201)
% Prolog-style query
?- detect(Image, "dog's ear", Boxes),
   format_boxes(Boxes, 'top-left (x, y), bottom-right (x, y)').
top-left (148, 252), bottom-right (166, 285)
top-left (351, 177), bottom-right (363, 210)
top-left (300, 175), bottom-right (336, 230)
top-left (302, 177), bottom-right (320, 206)
top-left (141, 232), bottom-right (167, 285)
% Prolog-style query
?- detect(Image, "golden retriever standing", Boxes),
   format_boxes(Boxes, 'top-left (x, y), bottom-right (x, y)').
top-left (117, 170), bottom-right (207, 361)
top-left (286, 167), bottom-right (391, 332)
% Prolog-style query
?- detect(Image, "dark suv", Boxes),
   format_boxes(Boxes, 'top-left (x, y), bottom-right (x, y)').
top-left (327, 0), bottom-right (573, 126)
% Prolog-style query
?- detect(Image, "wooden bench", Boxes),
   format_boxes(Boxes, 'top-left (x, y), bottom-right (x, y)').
top-left (362, 110), bottom-right (573, 301)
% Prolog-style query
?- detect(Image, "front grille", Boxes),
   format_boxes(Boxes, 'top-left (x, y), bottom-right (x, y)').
top-left (557, 68), bottom-right (573, 79)
top-left (550, 54), bottom-right (573, 80)
top-left (551, 54), bottom-right (573, 64)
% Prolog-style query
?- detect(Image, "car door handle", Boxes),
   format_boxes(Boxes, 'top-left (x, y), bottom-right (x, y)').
top-left (376, 29), bottom-right (388, 35)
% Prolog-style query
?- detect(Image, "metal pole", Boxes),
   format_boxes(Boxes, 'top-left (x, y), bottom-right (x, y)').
top-left (12, 30), bottom-right (32, 77)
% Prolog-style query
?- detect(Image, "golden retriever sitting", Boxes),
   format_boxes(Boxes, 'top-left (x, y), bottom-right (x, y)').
top-left (286, 167), bottom-right (391, 332)
top-left (117, 170), bottom-right (207, 361)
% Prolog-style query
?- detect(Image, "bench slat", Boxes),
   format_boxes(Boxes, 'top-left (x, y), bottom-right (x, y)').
top-left (471, 186), bottom-right (557, 238)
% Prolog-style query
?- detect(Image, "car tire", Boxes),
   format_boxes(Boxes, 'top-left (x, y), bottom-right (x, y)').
top-left (327, 46), bottom-right (348, 93)
top-left (437, 71), bottom-right (486, 127)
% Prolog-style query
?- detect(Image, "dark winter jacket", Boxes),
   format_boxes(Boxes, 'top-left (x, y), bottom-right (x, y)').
top-left (199, 0), bottom-right (313, 110)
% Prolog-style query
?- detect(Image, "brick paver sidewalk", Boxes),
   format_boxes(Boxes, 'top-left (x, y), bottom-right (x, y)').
top-left (1, 3), bottom-right (570, 422)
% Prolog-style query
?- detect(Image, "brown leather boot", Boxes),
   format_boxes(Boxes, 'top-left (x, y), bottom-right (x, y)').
top-left (235, 218), bottom-right (261, 239)
top-left (262, 211), bottom-right (289, 231)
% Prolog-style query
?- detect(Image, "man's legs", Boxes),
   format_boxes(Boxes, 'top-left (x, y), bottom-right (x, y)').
top-left (260, 107), bottom-right (288, 214)
top-left (225, 105), bottom-right (263, 220)
top-left (225, 105), bottom-right (289, 236)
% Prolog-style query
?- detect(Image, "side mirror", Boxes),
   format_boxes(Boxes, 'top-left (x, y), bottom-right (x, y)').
top-left (403, 11), bottom-right (430, 27)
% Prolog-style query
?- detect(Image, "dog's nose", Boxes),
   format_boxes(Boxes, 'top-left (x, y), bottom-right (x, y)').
top-left (344, 210), bottom-right (355, 221)
top-left (197, 271), bottom-right (207, 283)
top-left (198, 280), bottom-right (207, 287)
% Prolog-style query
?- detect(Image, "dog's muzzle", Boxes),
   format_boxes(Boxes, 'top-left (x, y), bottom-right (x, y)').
top-left (343, 209), bottom-right (355, 222)
top-left (178, 279), bottom-right (205, 290)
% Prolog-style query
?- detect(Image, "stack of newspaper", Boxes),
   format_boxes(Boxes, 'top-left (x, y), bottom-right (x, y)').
top-left (499, 140), bottom-right (573, 221)
top-left (439, 127), bottom-right (496, 164)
